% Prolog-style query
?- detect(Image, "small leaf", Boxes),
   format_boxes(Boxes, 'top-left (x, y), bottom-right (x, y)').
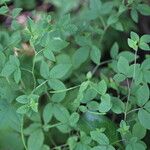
top-left (72, 47), bottom-right (90, 68)
top-left (90, 130), bottom-right (109, 145)
top-left (111, 97), bottom-right (125, 114)
top-left (131, 9), bottom-right (138, 23)
top-left (47, 37), bottom-right (69, 52)
top-left (132, 122), bottom-right (146, 139)
top-left (139, 41), bottom-right (150, 51)
top-left (43, 49), bottom-right (55, 62)
top-left (48, 79), bottom-right (66, 102)
top-left (16, 105), bottom-right (29, 114)
top-left (97, 80), bottom-right (107, 95)
top-left (28, 129), bottom-right (44, 150)
top-left (136, 84), bottom-right (149, 106)
top-left (117, 56), bottom-right (129, 75)
top-left (12, 8), bottom-right (22, 18)
top-left (107, 14), bottom-right (118, 25)
top-left (138, 109), bottom-right (150, 129)
top-left (53, 104), bottom-right (70, 123)
top-left (14, 68), bottom-right (21, 83)
top-left (137, 4), bottom-right (150, 16)
top-left (128, 38), bottom-right (138, 51)
top-left (99, 94), bottom-right (112, 113)
top-left (113, 73), bottom-right (126, 83)
top-left (110, 42), bottom-right (119, 59)
top-left (140, 34), bottom-right (150, 43)
top-left (0, 6), bottom-right (9, 14)
top-left (16, 95), bottom-right (29, 104)
top-left (40, 61), bottom-right (49, 79)
top-left (90, 46), bottom-right (101, 65)
top-left (49, 64), bottom-right (71, 79)
top-left (69, 112), bottom-right (80, 127)
top-left (131, 31), bottom-right (139, 42)
top-left (43, 103), bottom-right (53, 124)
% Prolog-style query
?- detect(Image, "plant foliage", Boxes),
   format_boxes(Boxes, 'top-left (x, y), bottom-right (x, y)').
top-left (0, 0), bottom-right (150, 150)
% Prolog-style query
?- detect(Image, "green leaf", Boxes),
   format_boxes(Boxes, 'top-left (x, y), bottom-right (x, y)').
top-left (110, 42), bottom-right (119, 59)
top-left (117, 56), bottom-right (129, 75)
top-left (139, 41), bottom-right (150, 51)
top-left (49, 64), bottom-right (71, 79)
top-left (131, 31), bottom-right (139, 42)
top-left (131, 9), bottom-right (138, 23)
top-left (12, 8), bottom-right (22, 18)
top-left (99, 94), bottom-right (112, 113)
top-left (28, 129), bottom-right (44, 150)
top-left (53, 104), bottom-right (70, 123)
top-left (126, 141), bottom-right (146, 150)
top-left (16, 95), bottom-right (29, 104)
top-left (14, 68), bottom-right (21, 83)
top-left (107, 14), bottom-right (118, 25)
top-left (69, 112), bottom-right (80, 127)
top-left (90, 130), bottom-right (109, 145)
top-left (90, 46), bottom-right (101, 65)
top-left (43, 103), bottom-right (53, 124)
top-left (141, 58), bottom-right (150, 70)
top-left (48, 79), bottom-right (66, 102)
top-left (87, 101), bottom-right (99, 111)
top-left (128, 38), bottom-right (138, 51)
top-left (1, 64), bottom-right (16, 77)
top-left (132, 122), bottom-right (146, 139)
top-left (0, 6), bottom-right (8, 14)
top-left (16, 105), bottom-right (29, 114)
top-left (72, 47), bottom-right (90, 68)
top-left (111, 97), bottom-right (125, 114)
top-left (0, 101), bottom-right (21, 131)
top-left (144, 101), bottom-right (150, 112)
top-left (82, 88), bottom-right (97, 103)
top-left (137, 4), bottom-right (150, 16)
top-left (40, 61), bottom-right (49, 79)
top-left (118, 51), bottom-right (135, 63)
top-left (100, 2), bottom-right (114, 15)
top-left (140, 34), bottom-right (150, 43)
top-left (138, 109), bottom-right (150, 129)
top-left (136, 84), bottom-right (149, 106)
top-left (43, 49), bottom-right (55, 62)
top-left (113, 73), bottom-right (126, 83)
top-left (97, 80), bottom-right (107, 95)
top-left (47, 37), bottom-right (69, 52)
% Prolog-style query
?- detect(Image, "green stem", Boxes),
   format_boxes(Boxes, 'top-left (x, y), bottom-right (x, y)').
top-left (87, 110), bottom-right (106, 115)
top-left (32, 80), bottom-right (48, 94)
top-left (124, 50), bottom-right (137, 120)
top-left (124, 78), bottom-right (131, 120)
top-left (49, 85), bottom-right (80, 94)
top-left (21, 116), bottom-right (28, 150)
top-left (31, 50), bottom-right (43, 89)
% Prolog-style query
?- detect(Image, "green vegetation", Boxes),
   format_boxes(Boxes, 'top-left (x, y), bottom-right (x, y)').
top-left (0, 0), bottom-right (150, 149)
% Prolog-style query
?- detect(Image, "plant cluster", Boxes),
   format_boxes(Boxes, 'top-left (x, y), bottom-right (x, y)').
top-left (0, 0), bottom-right (150, 150)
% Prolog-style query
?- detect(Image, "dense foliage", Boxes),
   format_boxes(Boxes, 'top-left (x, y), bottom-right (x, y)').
top-left (0, 0), bottom-right (150, 150)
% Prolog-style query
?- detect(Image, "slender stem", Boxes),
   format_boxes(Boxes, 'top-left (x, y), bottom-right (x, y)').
top-left (20, 116), bottom-right (28, 150)
top-left (21, 68), bottom-right (32, 74)
top-left (92, 60), bottom-right (112, 76)
top-left (124, 50), bottom-right (137, 120)
top-left (124, 78), bottom-right (131, 120)
top-left (52, 143), bottom-right (68, 150)
top-left (126, 107), bottom-right (142, 115)
top-left (99, 25), bottom-right (109, 44)
top-left (87, 110), bottom-right (106, 115)
top-left (99, 16), bottom-right (106, 29)
top-left (32, 80), bottom-right (48, 94)
top-left (49, 85), bottom-right (80, 94)
top-left (31, 50), bottom-right (43, 89)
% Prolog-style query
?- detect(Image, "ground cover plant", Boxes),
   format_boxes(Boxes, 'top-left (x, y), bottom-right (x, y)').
top-left (0, 0), bottom-right (150, 149)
